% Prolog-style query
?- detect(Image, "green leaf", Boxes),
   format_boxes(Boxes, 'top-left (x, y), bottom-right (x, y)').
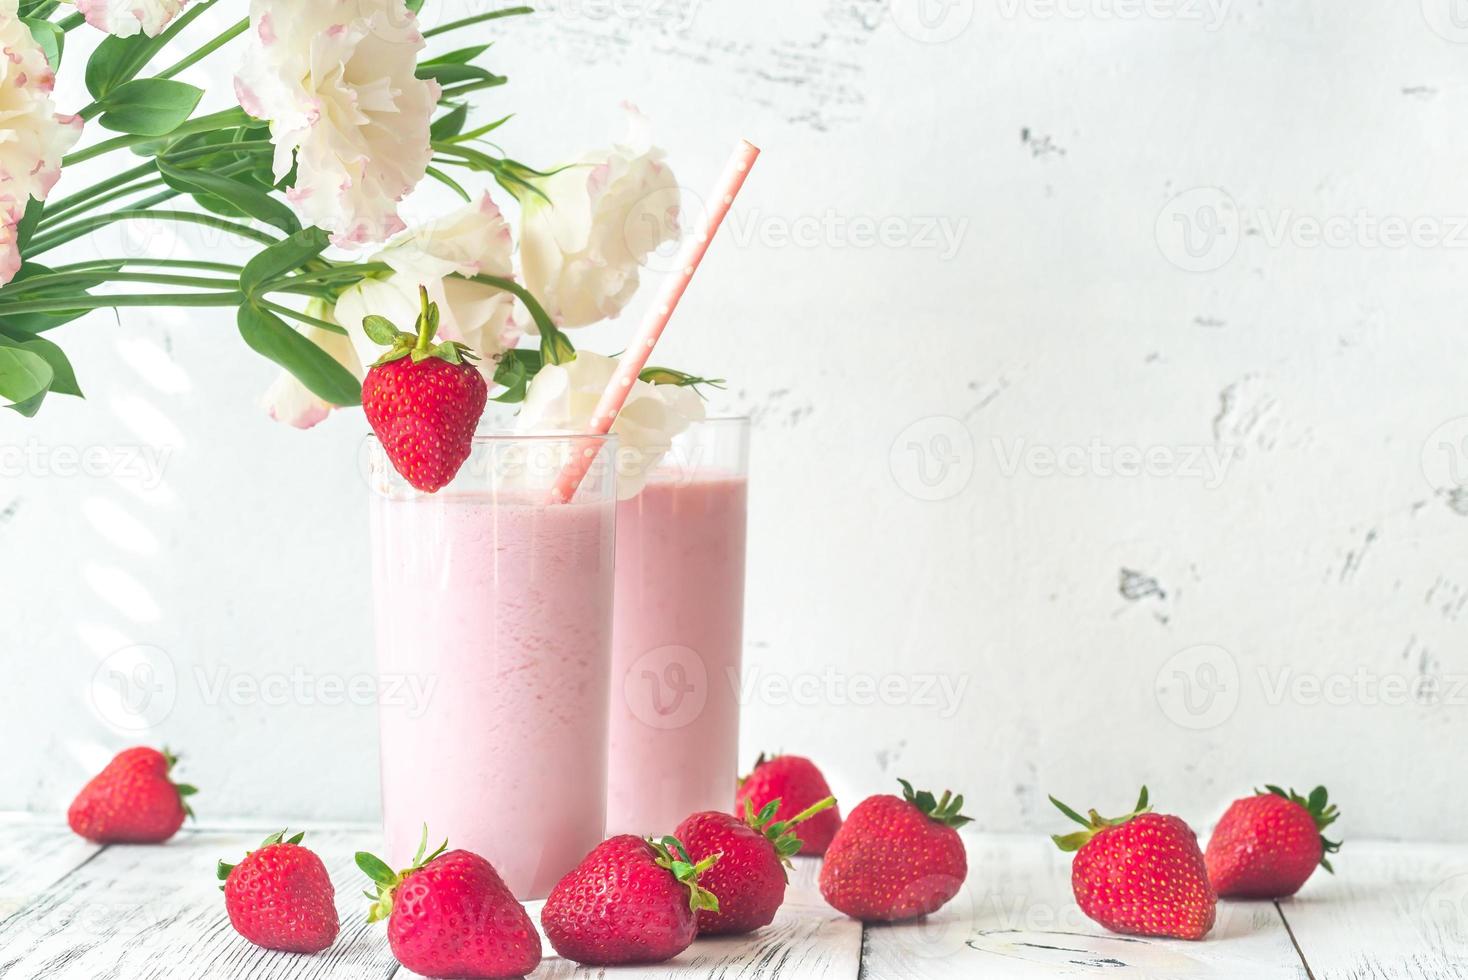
top-left (14, 199), bottom-right (45, 255)
top-left (237, 303), bottom-right (361, 407)
top-left (99, 78), bottom-right (204, 137)
top-left (430, 103), bottom-right (469, 142)
top-left (491, 348), bottom-right (540, 403)
top-left (0, 345), bottom-right (53, 416)
top-left (417, 63), bottom-right (505, 87)
top-left (23, 17), bottom-right (62, 70)
top-left (159, 160), bottom-right (300, 235)
top-left (362, 315), bottom-right (401, 347)
top-left (85, 0), bottom-right (211, 99)
top-left (423, 44), bottom-right (492, 67)
top-left (239, 227), bottom-right (330, 297)
top-left (354, 852), bottom-right (398, 887)
top-left (2, 333), bottom-right (81, 397)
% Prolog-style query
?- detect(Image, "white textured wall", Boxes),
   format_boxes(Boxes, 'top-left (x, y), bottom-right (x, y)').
top-left (5, 0), bottom-right (1468, 843)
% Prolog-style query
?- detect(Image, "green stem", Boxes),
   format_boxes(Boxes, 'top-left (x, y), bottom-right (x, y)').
top-left (26, 209), bottom-right (279, 256)
top-left (158, 17), bottom-right (250, 80)
top-left (260, 300), bottom-right (346, 336)
top-left (41, 178), bottom-right (168, 227)
top-left (53, 258), bottom-right (243, 275)
top-left (63, 109), bottom-right (250, 166)
top-left (44, 162), bottom-right (158, 219)
top-left (423, 6), bottom-right (533, 38)
top-left (58, 12), bottom-right (84, 31)
top-left (0, 292), bottom-right (243, 317)
top-left (2, 270), bottom-right (238, 296)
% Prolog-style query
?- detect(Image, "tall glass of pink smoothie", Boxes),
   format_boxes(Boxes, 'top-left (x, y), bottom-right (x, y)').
top-left (369, 432), bottom-right (618, 900)
top-left (607, 417), bottom-right (750, 835)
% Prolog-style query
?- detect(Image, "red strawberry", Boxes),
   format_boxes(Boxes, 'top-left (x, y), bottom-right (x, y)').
top-left (676, 795), bottom-right (836, 934)
top-left (541, 835), bottom-right (719, 965)
top-left (358, 831), bottom-right (540, 980)
top-left (361, 287), bottom-right (488, 493)
top-left (735, 754), bottom-right (843, 856)
top-left (818, 779), bottom-right (970, 922)
top-left (1205, 785), bottom-right (1341, 898)
top-left (1051, 787), bottom-right (1216, 940)
top-left (217, 830), bottom-right (338, 954)
top-left (67, 746), bottom-right (197, 844)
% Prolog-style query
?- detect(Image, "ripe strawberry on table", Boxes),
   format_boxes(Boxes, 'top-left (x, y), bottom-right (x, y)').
top-left (676, 795), bottom-right (837, 935)
top-left (1205, 785), bottom-right (1341, 898)
top-left (217, 830), bottom-right (338, 954)
top-left (818, 779), bottom-right (970, 922)
top-left (1050, 786), bottom-right (1216, 940)
top-left (735, 754), bottom-right (843, 856)
top-left (541, 835), bottom-right (719, 965)
top-left (67, 746), bottom-right (198, 844)
top-left (357, 830), bottom-right (541, 980)
top-left (361, 286), bottom-right (488, 493)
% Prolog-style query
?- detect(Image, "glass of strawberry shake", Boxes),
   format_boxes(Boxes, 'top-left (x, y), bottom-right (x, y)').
top-left (369, 432), bottom-right (619, 900)
top-left (606, 418), bottom-right (750, 835)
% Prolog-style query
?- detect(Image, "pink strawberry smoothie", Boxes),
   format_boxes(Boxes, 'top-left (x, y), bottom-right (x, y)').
top-left (606, 474), bottom-right (749, 836)
top-left (371, 490), bottom-right (616, 900)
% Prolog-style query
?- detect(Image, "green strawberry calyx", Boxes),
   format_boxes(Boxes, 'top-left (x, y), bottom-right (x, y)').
top-left (216, 829), bottom-right (306, 888)
top-left (161, 747), bottom-right (199, 822)
top-left (649, 835), bottom-right (721, 915)
top-left (363, 285), bottom-right (481, 369)
top-left (1049, 786), bottom-right (1152, 852)
top-left (742, 795), bottom-right (838, 871)
top-left (1260, 784), bottom-right (1342, 873)
top-left (898, 778), bottom-right (974, 830)
top-left (356, 824), bottom-right (450, 923)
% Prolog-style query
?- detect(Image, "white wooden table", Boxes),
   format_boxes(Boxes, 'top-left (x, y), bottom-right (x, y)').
top-left (0, 820), bottom-right (1463, 978)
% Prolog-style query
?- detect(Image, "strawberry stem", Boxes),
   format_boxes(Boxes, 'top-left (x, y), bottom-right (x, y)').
top-left (356, 824), bottom-right (449, 924)
top-left (898, 778), bottom-right (974, 829)
top-left (414, 284), bottom-right (435, 351)
top-left (650, 835), bottom-right (721, 914)
top-left (1049, 786), bottom-right (1152, 852)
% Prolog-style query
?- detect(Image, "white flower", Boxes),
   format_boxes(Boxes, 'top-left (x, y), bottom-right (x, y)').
top-left (260, 316), bottom-right (364, 429)
top-left (234, 0), bottom-right (440, 248)
top-left (77, 0), bottom-right (189, 37)
top-left (0, 2), bottom-right (82, 286)
top-left (333, 193), bottom-right (519, 380)
top-left (516, 351), bottom-right (705, 499)
top-left (519, 106), bottom-right (679, 328)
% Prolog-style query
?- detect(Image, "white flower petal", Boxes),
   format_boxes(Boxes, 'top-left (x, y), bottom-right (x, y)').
top-left (259, 318), bottom-right (363, 429)
top-left (519, 106), bottom-right (680, 329)
top-left (77, 0), bottom-right (188, 37)
top-left (515, 351), bottom-right (705, 499)
top-left (235, 0), bottom-right (439, 248)
top-left (0, 4), bottom-right (82, 285)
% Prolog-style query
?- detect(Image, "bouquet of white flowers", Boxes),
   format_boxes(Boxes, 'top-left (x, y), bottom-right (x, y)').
top-left (0, 0), bottom-right (717, 465)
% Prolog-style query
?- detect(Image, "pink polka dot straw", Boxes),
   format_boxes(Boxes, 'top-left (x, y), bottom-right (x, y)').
top-left (550, 139), bottom-right (761, 503)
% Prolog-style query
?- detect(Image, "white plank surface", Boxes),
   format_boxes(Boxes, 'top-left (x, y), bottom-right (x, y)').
top-left (0, 821), bottom-right (100, 927)
top-left (3, 823), bottom-right (1461, 979)
top-left (859, 834), bottom-right (1309, 979)
top-left (1278, 841), bottom-right (1468, 980)
top-left (0, 828), bottom-right (398, 979)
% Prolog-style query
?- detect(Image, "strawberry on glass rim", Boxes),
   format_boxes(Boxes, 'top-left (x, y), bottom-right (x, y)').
top-left (361, 286), bottom-right (489, 494)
